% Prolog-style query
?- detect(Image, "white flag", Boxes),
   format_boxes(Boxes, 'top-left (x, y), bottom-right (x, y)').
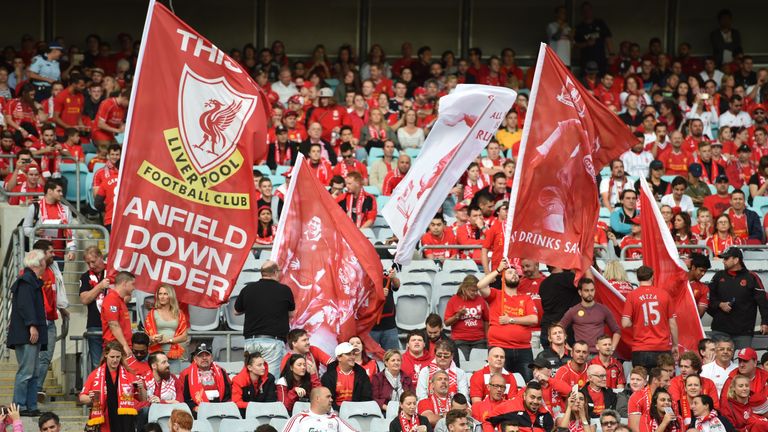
top-left (382, 85), bottom-right (517, 265)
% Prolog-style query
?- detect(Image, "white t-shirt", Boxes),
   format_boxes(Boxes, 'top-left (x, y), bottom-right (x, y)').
top-left (718, 110), bottom-right (753, 128)
top-left (283, 410), bottom-right (358, 432)
top-left (699, 70), bottom-right (725, 89)
top-left (621, 150), bottom-right (654, 179)
top-left (701, 361), bottom-right (737, 394)
top-left (660, 193), bottom-right (695, 213)
top-left (600, 176), bottom-right (634, 207)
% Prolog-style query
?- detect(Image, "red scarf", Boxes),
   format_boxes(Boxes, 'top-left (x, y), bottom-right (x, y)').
top-left (428, 394), bottom-right (451, 417)
top-left (274, 142), bottom-right (292, 166)
top-left (103, 161), bottom-right (118, 179)
top-left (85, 364), bottom-right (138, 426)
top-left (186, 362), bottom-right (227, 404)
top-left (144, 307), bottom-right (190, 360)
top-left (710, 233), bottom-right (735, 257)
top-left (39, 199), bottom-right (72, 249)
top-left (427, 361), bottom-right (458, 396)
top-left (679, 396), bottom-right (693, 427)
top-left (695, 409), bottom-right (720, 431)
top-left (399, 411), bottom-right (421, 432)
top-left (346, 192), bottom-right (369, 228)
top-left (368, 125), bottom-right (386, 141)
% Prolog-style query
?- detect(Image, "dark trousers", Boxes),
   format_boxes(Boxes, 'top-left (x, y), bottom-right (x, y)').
top-left (632, 350), bottom-right (669, 370)
top-left (503, 347), bottom-right (533, 382)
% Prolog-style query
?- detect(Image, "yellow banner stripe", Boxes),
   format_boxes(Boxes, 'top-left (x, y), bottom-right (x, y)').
top-left (163, 128), bottom-right (244, 189)
top-left (138, 161), bottom-right (250, 209)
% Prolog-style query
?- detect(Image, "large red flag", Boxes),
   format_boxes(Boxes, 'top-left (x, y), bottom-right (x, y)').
top-left (109, 1), bottom-right (270, 307)
top-left (272, 154), bottom-right (385, 358)
top-left (505, 44), bottom-right (636, 276)
top-left (638, 178), bottom-right (705, 354)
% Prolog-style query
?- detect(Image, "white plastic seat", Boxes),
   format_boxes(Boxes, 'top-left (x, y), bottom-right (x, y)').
top-left (441, 259), bottom-right (480, 274)
top-left (190, 420), bottom-right (213, 432)
top-left (244, 401), bottom-right (290, 423)
top-left (148, 403), bottom-right (191, 432)
top-left (196, 402), bottom-right (241, 430)
top-left (269, 418), bottom-right (288, 430)
top-left (370, 417), bottom-right (392, 431)
top-left (513, 373), bottom-right (526, 388)
top-left (188, 305), bottom-right (220, 331)
top-left (394, 285), bottom-right (431, 331)
top-left (218, 419), bottom-right (260, 432)
top-left (339, 401), bottom-right (383, 432)
top-left (292, 401), bottom-right (311, 416)
top-left (401, 260), bottom-right (440, 278)
top-left (386, 400), bottom-right (400, 419)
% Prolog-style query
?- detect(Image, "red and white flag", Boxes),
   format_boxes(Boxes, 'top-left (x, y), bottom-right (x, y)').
top-left (504, 44), bottom-right (636, 276)
top-left (382, 85), bottom-right (516, 265)
top-left (272, 154), bottom-right (385, 357)
top-left (108, 1), bottom-right (270, 307)
top-left (638, 177), bottom-right (705, 354)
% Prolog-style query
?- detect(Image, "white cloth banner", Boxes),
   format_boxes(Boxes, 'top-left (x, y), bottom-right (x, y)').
top-left (382, 84), bottom-right (517, 265)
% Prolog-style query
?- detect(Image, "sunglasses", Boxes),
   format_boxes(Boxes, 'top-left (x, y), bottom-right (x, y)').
top-left (602, 421), bottom-right (617, 427)
top-left (435, 353), bottom-right (452, 359)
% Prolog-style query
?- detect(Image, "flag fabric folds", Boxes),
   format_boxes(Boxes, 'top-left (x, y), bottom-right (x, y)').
top-left (382, 84), bottom-right (517, 265)
top-left (272, 154), bottom-right (385, 357)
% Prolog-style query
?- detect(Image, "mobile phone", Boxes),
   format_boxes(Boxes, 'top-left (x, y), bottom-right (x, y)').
top-left (572, 384), bottom-right (579, 395)
top-left (701, 93), bottom-right (710, 100)
top-left (664, 407), bottom-right (674, 415)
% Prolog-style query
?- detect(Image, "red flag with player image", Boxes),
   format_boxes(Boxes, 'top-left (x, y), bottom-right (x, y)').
top-left (108, 1), bottom-right (270, 307)
top-left (504, 44), bottom-right (636, 277)
top-left (271, 154), bottom-right (385, 358)
top-left (638, 177), bottom-right (705, 354)
top-left (591, 268), bottom-right (634, 359)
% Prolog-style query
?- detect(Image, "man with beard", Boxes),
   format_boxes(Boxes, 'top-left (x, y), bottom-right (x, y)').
top-left (589, 335), bottom-right (626, 390)
top-left (180, 343), bottom-right (232, 413)
top-left (136, 352), bottom-right (183, 429)
top-left (126, 332), bottom-right (151, 377)
top-left (487, 381), bottom-right (555, 432)
top-left (93, 144), bottom-right (120, 231)
top-left (337, 172), bottom-right (377, 228)
top-left (683, 119), bottom-right (710, 154)
top-left (478, 260), bottom-right (539, 381)
top-left (554, 341), bottom-right (590, 389)
top-left (560, 278), bottom-right (621, 352)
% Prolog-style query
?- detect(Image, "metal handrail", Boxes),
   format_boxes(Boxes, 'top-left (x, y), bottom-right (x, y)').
top-left (1, 153), bottom-right (86, 212)
top-left (620, 243), bottom-right (713, 260)
top-left (0, 228), bottom-right (22, 360)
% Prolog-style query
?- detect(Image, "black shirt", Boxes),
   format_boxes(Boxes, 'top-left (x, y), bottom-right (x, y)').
top-left (257, 197), bottom-right (283, 218)
top-left (79, 269), bottom-right (106, 328)
top-left (574, 19), bottom-right (612, 71)
top-left (539, 271), bottom-right (580, 331)
top-left (234, 279), bottom-right (295, 341)
top-left (371, 275), bottom-right (397, 331)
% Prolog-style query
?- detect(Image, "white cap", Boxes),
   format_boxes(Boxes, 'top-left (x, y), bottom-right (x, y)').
top-left (334, 342), bottom-right (356, 357)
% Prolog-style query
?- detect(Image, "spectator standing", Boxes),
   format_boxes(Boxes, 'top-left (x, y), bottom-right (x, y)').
top-left (709, 9), bottom-right (742, 67)
top-left (370, 268), bottom-right (401, 350)
top-left (28, 44), bottom-right (62, 101)
top-left (443, 275), bottom-right (489, 359)
top-left (547, 6), bottom-right (573, 66)
top-left (535, 323), bottom-right (571, 374)
top-left (574, 2), bottom-right (613, 74)
top-left (560, 278), bottom-right (621, 353)
top-left (707, 247), bottom-right (768, 349)
top-left (22, 180), bottom-right (76, 265)
top-left (8, 250), bottom-right (48, 417)
top-left (621, 266), bottom-right (679, 370)
top-left (144, 285), bottom-right (189, 374)
top-left (234, 261), bottom-right (295, 375)
top-left (320, 342), bottom-right (373, 411)
top-left (79, 246), bottom-right (109, 371)
top-left (101, 272), bottom-right (135, 355)
top-left (538, 267), bottom-right (579, 348)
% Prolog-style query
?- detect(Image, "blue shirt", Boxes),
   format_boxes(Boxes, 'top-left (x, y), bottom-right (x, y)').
top-left (29, 55), bottom-right (60, 87)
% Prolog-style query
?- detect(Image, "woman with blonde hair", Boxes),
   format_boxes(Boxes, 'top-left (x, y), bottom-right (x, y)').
top-left (603, 260), bottom-right (635, 296)
top-left (145, 285), bottom-right (189, 374)
top-left (397, 109), bottom-right (425, 149)
top-left (443, 274), bottom-right (489, 359)
top-left (721, 374), bottom-right (768, 432)
top-left (371, 349), bottom-right (415, 412)
top-left (168, 409), bottom-right (193, 432)
top-left (360, 108), bottom-right (399, 154)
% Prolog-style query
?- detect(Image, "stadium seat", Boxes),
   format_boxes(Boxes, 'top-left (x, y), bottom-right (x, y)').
top-left (364, 185), bottom-right (381, 196)
top-left (224, 296), bottom-right (245, 331)
top-left (339, 401), bottom-right (383, 432)
top-left (61, 162), bottom-right (89, 203)
top-left (244, 401), bottom-right (290, 423)
top-left (269, 174), bottom-right (285, 187)
top-left (402, 259), bottom-right (439, 277)
top-left (232, 270), bottom-right (261, 297)
top-left (373, 214), bottom-right (389, 229)
top-left (85, 171), bottom-right (96, 209)
top-left (394, 285), bottom-right (430, 331)
top-left (599, 207), bottom-right (611, 218)
top-left (367, 147), bottom-right (385, 164)
top-left (85, 153), bottom-right (98, 166)
top-left (92, 162), bottom-right (106, 173)
top-left (399, 272), bottom-right (433, 298)
top-left (292, 401), bottom-right (310, 416)
top-left (211, 335), bottom-right (244, 362)
top-left (599, 166), bottom-right (610, 177)
top-left (661, 175), bottom-right (675, 183)
top-left (218, 419), bottom-right (259, 432)
top-left (188, 304), bottom-right (221, 331)
top-left (752, 196), bottom-right (768, 217)
top-left (133, 290), bottom-right (154, 326)
top-left (742, 248), bottom-right (768, 261)
top-left (386, 400), bottom-right (400, 419)
top-left (196, 402), bottom-right (241, 430)
top-left (291, 401), bottom-right (309, 416)
top-left (275, 165), bottom-right (291, 175)
top-left (242, 250), bottom-right (260, 272)
top-left (441, 259), bottom-right (479, 274)
top-left (405, 148), bottom-right (421, 159)
top-left (513, 373), bottom-right (526, 388)
top-left (431, 273), bottom-right (464, 316)
top-left (370, 418), bottom-right (392, 431)
top-left (253, 165), bottom-right (271, 176)
top-left (345, 418), bottom-right (362, 431)
top-left (376, 228), bottom-right (394, 243)
top-left (148, 403), bottom-right (191, 432)
top-left (190, 420), bottom-right (213, 432)
top-left (361, 227), bottom-right (377, 242)
top-left (376, 195), bottom-right (390, 210)
top-left (217, 361), bottom-right (244, 378)
top-left (269, 418), bottom-right (288, 430)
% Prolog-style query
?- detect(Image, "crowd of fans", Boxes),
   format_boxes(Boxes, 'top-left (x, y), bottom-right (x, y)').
top-left (3, 2), bottom-right (768, 432)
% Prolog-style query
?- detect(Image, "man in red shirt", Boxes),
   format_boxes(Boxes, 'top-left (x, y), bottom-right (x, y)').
top-left (580, 364), bottom-right (618, 418)
top-left (702, 175), bottom-right (732, 218)
top-left (725, 189), bottom-right (765, 243)
top-left (332, 143), bottom-right (369, 183)
top-left (554, 341), bottom-right (590, 389)
top-left (658, 131), bottom-right (692, 176)
top-left (688, 253), bottom-right (711, 317)
top-left (621, 266), bottom-right (679, 370)
top-left (381, 154), bottom-right (410, 196)
top-left (417, 371), bottom-right (452, 427)
top-left (726, 144), bottom-right (755, 188)
top-left (473, 373), bottom-right (509, 432)
top-left (283, 110), bottom-right (307, 143)
top-left (589, 335), bottom-right (626, 390)
top-left (336, 172), bottom-right (376, 228)
top-left (469, 347), bottom-right (517, 403)
top-left (369, 63), bottom-right (393, 98)
top-left (52, 75), bottom-right (86, 138)
top-left (60, 128), bottom-right (85, 164)
top-left (627, 367), bottom-right (672, 432)
top-left (94, 144), bottom-right (120, 231)
top-left (593, 73), bottom-right (621, 110)
top-left (518, 259), bottom-right (544, 297)
top-left (92, 88), bottom-right (129, 149)
top-left (683, 119), bottom-right (710, 154)
top-left (458, 205), bottom-right (489, 266)
top-left (421, 215), bottom-right (457, 261)
top-left (308, 87), bottom-right (347, 143)
top-left (8, 165), bottom-right (43, 205)
top-left (401, 330), bottom-right (434, 383)
top-left (487, 381), bottom-right (555, 432)
top-left (100, 271), bottom-right (135, 354)
top-left (280, 328), bottom-right (331, 379)
top-left (667, 351), bottom-right (719, 409)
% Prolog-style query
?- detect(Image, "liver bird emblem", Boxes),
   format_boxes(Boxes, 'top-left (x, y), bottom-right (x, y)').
top-left (196, 99), bottom-right (242, 155)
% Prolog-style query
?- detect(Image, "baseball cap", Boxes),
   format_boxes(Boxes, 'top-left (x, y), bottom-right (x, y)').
top-left (414, 87), bottom-right (427, 97)
top-left (494, 200), bottom-right (509, 212)
top-left (318, 87), bottom-right (333, 98)
top-left (627, 216), bottom-right (641, 226)
top-left (711, 141), bottom-right (723, 147)
top-left (715, 174), bottom-right (729, 183)
top-left (454, 200), bottom-right (469, 211)
top-left (649, 160), bottom-right (664, 170)
top-left (48, 42), bottom-right (64, 51)
top-left (736, 347), bottom-right (757, 362)
top-left (275, 125), bottom-right (288, 134)
top-left (718, 246), bottom-right (743, 260)
top-left (688, 163), bottom-right (702, 177)
top-left (193, 343), bottom-right (212, 357)
top-left (528, 358), bottom-right (551, 370)
top-left (287, 95), bottom-right (303, 105)
top-left (585, 61), bottom-right (599, 73)
top-left (738, 144), bottom-right (752, 153)
top-left (751, 104), bottom-right (766, 114)
top-left (91, 68), bottom-right (105, 76)
top-left (334, 342), bottom-right (357, 357)
top-left (283, 110), bottom-right (298, 118)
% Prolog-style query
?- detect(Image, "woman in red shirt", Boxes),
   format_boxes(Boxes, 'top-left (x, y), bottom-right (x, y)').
top-left (349, 336), bottom-right (378, 379)
top-left (670, 212), bottom-right (700, 260)
top-left (254, 206), bottom-right (276, 245)
top-left (706, 214), bottom-right (743, 258)
top-left (602, 259), bottom-right (635, 297)
top-left (674, 374), bottom-right (703, 429)
top-left (640, 389), bottom-right (681, 432)
top-left (443, 274), bottom-right (489, 360)
top-left (463, 162), bottom-right (490, 201)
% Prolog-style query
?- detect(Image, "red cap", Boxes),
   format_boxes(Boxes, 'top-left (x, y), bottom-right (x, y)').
top-left (288, 95), bottom-right (303, 105)
top-left (257, 205), bottom-right (272, 214)
top-left (414, 87), bottom-right (427, 96)
top-left (629, 216), bottom-right (641, 225)
top-left (454, 200), bottom-right (469, 211)
top-left (283, 110), bottom-right (298, 118)
top-left (282, 167), bottom-right (294, 177)
top-left (751, 104), bottom-right (766, 114)
top-left (737, 347), bottom-right (757, 362)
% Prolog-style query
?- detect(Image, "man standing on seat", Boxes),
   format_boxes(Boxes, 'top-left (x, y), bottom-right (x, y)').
top-left (234, 260), bottom-right (295, 375)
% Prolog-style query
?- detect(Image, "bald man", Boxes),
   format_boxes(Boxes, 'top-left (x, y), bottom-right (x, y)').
top-left (580, 364), bottom-right (618, 419)
top-left (283, 387), bottom-right (358, 431)
top-left (382, 153), bottom-right (411, 196)
top-left (469, 347), bottom-right (518, 403)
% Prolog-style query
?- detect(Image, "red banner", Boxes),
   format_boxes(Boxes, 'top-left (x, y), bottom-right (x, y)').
top-left (108, 1), bottom-right (269, 307)
top-left (638, 178), bottom-right (705, 354)
top-left (272, 154), bottom-right (385, 358)
top-left (505, 44), bottom-right (635, 276)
